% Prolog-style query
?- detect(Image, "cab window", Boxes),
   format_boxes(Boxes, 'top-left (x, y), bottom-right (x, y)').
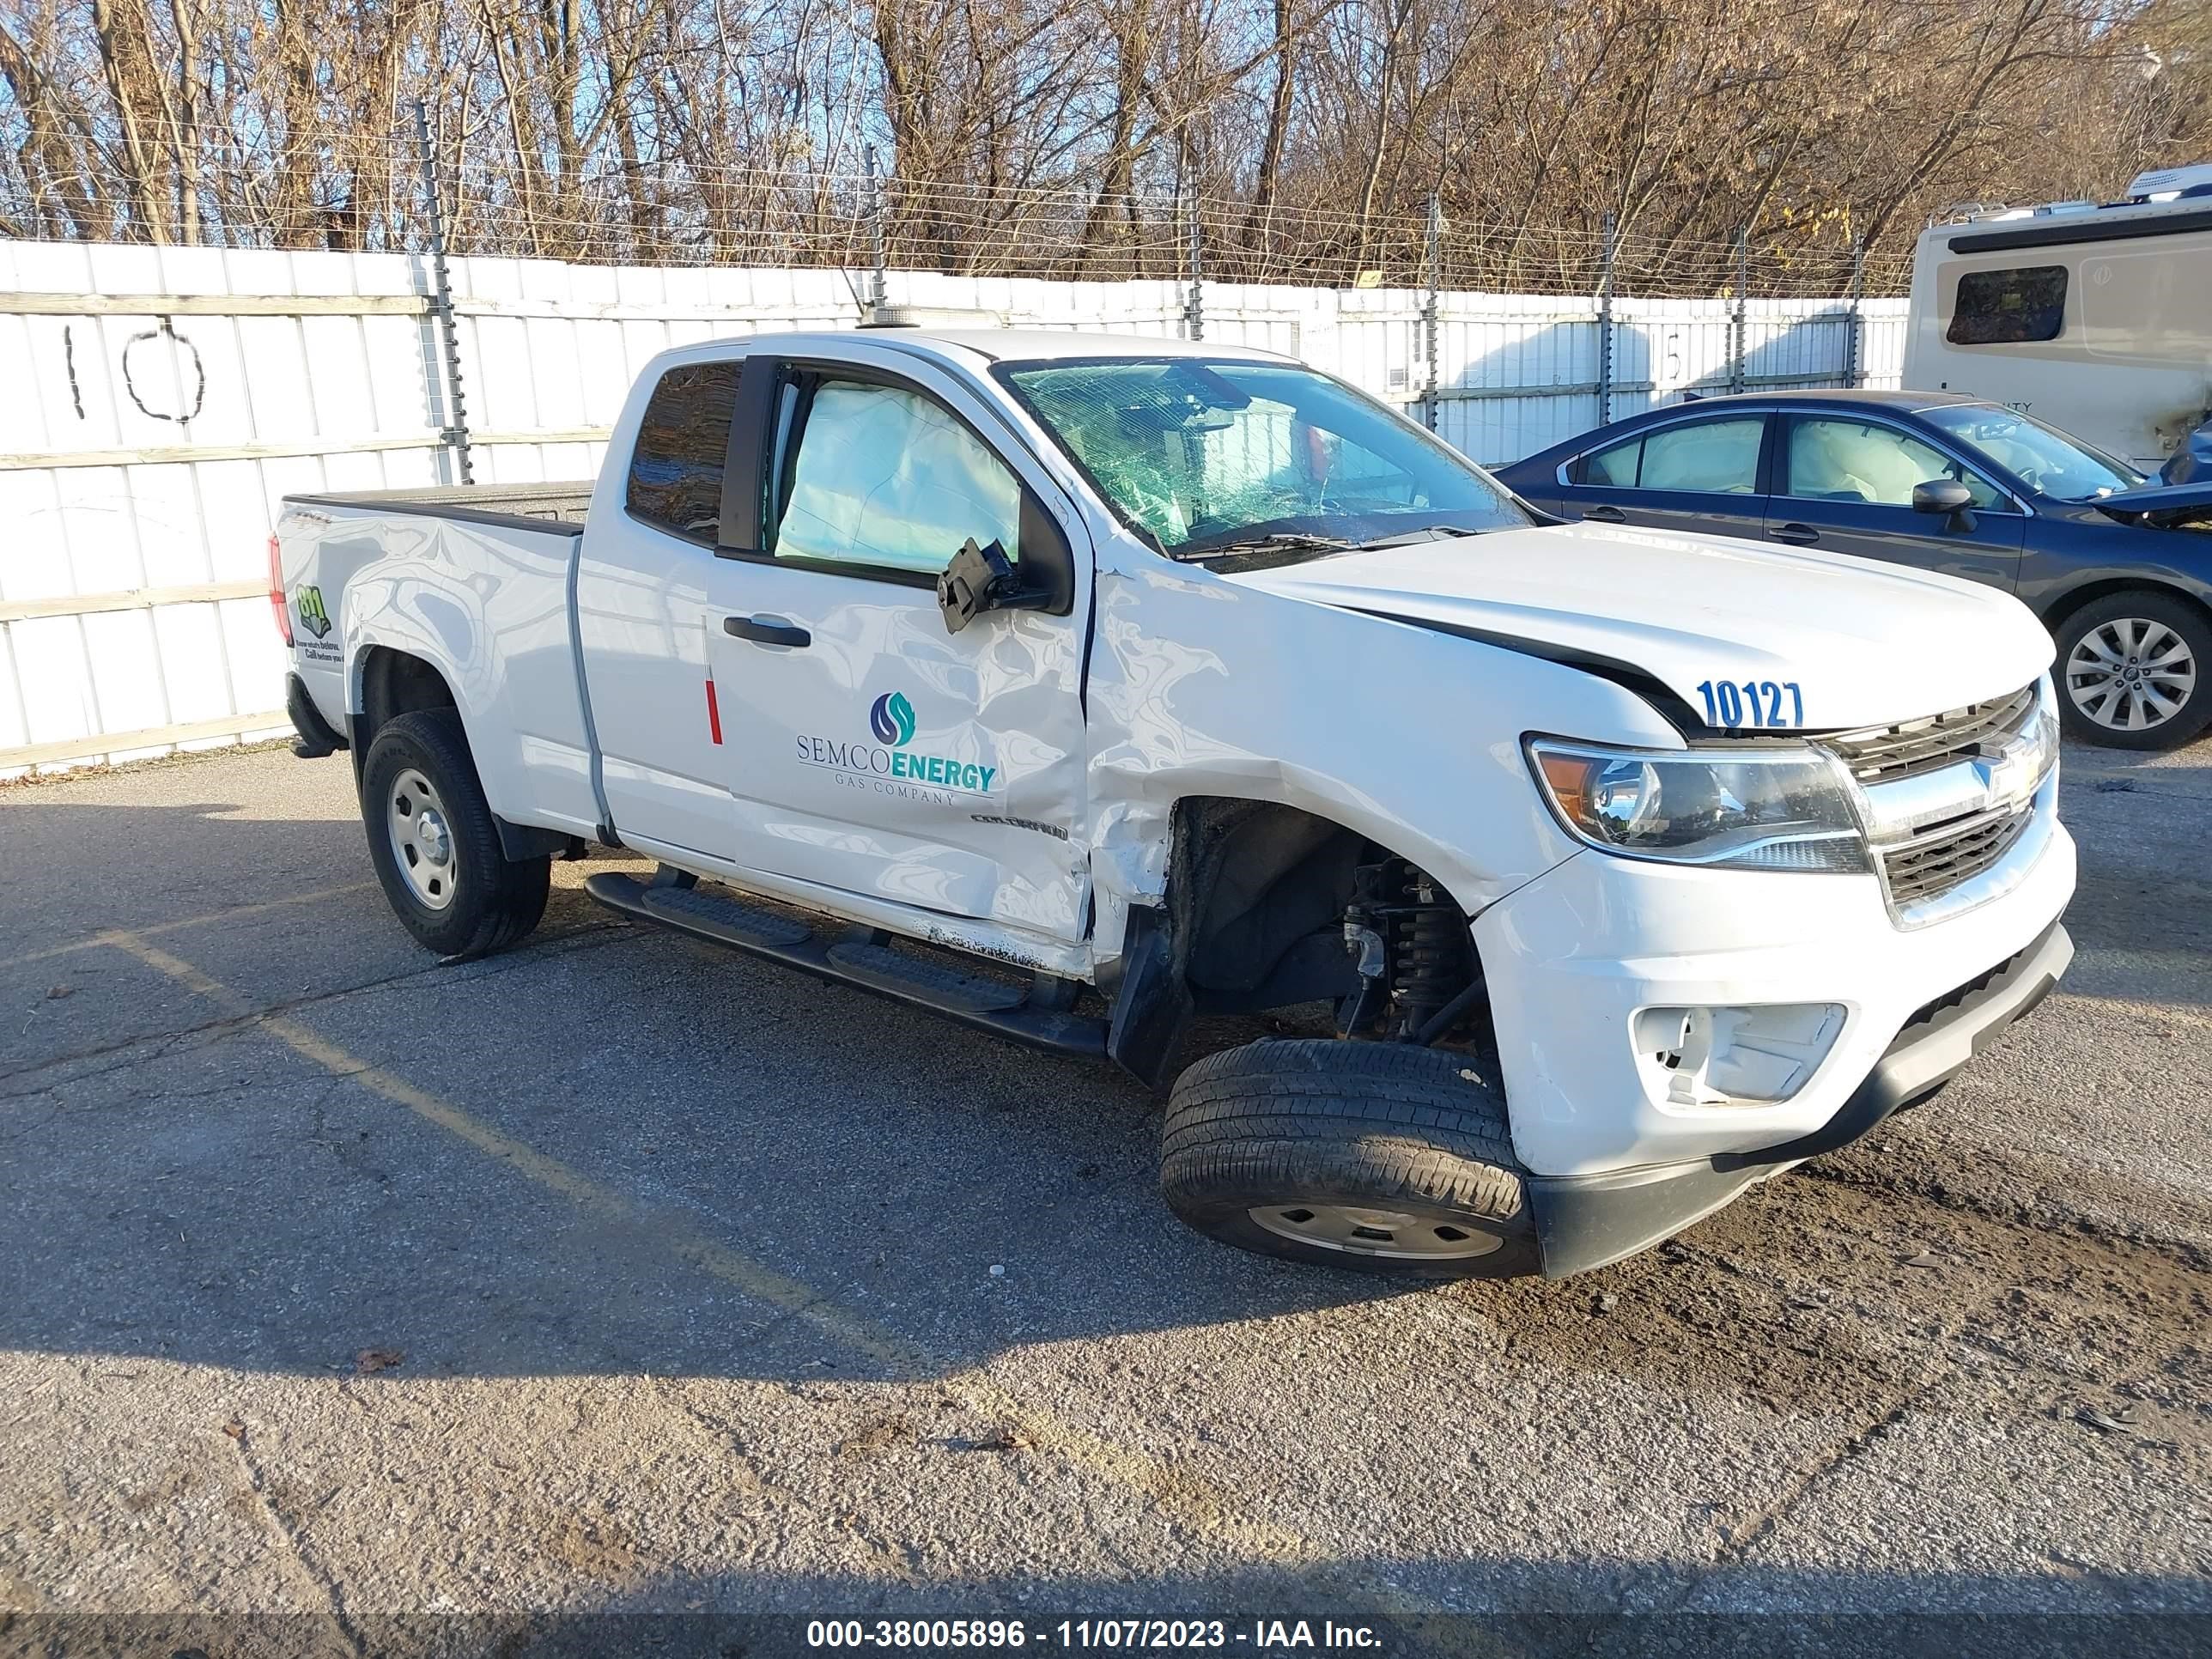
top-left (773, 380), bottom-right (1020, 575)
top-left (1782, 418), bottom-right (2006, 509)
top-left (626, 361), bottom-right (741, 542)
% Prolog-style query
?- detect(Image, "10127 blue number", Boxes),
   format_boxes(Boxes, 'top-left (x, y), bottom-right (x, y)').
top-left (1697, 678), bottom-right (1803, 729)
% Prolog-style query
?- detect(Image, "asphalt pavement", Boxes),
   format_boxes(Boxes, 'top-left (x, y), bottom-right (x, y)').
top-left (1, 736), bottom-right (2207, 1658)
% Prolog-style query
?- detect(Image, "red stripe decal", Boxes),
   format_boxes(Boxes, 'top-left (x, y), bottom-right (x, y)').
top-left (704, 679), bottom-right (723, 744)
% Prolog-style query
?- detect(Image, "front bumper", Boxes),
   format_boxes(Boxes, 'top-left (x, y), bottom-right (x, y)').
top-left (1471, 791), bottom-right (2075, 1277)
top-left (1524, 920), bottom-right (2072, 1276)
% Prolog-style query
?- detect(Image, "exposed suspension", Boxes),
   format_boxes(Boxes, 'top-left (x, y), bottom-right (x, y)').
top-left (1339, 858), bottom-right (1481, 1042)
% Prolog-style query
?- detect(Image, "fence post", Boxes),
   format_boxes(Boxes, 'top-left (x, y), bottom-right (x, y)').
top-left (1729, 227), bottom-right (1749, 396)
top-left (1595, 210), bottom-right (1618, 425)
top-left (411, 99), bottom-right (472, 487)
top-left (1423, 192), bottom-right (1443, 432)
top-left (864, 144), bottom-right (889, 318)
top-left (1182, 186), bottom-right (1205, 342)
top-left (1844, 236), bottom-right (1866, 389)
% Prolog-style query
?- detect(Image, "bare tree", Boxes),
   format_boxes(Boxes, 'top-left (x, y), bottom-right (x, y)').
top-left (0, 0), bottom-right (2199, 290)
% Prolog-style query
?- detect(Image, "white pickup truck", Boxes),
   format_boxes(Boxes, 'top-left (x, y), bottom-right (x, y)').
top-left (274, 326), bottom-right (2076, 1279)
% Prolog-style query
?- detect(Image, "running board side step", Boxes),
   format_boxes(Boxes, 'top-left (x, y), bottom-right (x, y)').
top-left (583, 872), bottom-right (1107, 1059)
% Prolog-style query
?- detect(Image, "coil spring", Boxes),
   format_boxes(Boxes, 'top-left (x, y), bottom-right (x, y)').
top-left (1390, 882), bottom-right (1466, 1034)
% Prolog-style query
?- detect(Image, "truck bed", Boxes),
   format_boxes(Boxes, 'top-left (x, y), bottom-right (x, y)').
top-left (285, 481), bottom-right (595, 533)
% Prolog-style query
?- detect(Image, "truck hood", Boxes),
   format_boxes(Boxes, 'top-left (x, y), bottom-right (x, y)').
top-left (1224, 520), bottom-right (2053, 732)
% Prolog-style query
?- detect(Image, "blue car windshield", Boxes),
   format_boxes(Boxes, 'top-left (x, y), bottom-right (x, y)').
top-left (996, 356), bottom-right (1529, 556)
top-left (1920, 404), bottom-right (2144, 501)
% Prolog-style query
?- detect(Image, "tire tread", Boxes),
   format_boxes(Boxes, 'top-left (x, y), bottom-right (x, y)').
top-left (1159, 1037), bottom-right (1536, 1279)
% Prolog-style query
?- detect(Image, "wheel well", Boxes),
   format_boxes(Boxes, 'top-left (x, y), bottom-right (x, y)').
top-left (349, 647), bottom-right (574, 861)
top-left (2040, 579), bottom-right (2212, 639)
top-left (1171, 796), bottom-right (1486, 1038)
top-left (356, 647), bottom-right (458, 748)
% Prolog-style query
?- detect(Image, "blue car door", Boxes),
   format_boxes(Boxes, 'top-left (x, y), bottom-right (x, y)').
top-left (1764, 413), bottom-right (2027, 589)
top-left (1552, 412), bottom-right (1771, 540)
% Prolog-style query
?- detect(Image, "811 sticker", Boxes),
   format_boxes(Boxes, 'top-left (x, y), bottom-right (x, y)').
top-left (1698, 678), bottom-right (1802, 729)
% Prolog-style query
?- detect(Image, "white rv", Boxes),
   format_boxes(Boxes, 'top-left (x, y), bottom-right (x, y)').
top-left (1905, 162), bottom-right (2212, 471)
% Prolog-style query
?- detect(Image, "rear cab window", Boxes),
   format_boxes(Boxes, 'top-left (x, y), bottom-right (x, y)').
top-left (627, 361), bottom-right (742, 543)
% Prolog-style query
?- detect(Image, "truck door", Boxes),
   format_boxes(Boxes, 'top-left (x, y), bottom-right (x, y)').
top-left (707, 350), bottom-right (1092, 946)
top-left (1764, 412), bottom-right (2027, 589)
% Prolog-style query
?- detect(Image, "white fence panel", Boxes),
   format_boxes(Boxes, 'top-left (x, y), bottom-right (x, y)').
top-left (0, 239), bottom-right (1901, 775)
top-left (1436, 297), bottom-right (1602, 462)
top-left (1860, 304), bottom-right (1910, 388)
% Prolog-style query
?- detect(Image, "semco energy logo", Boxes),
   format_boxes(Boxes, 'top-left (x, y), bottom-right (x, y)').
top-left (797, 690), bottom-right (998, 799)
top-left (869, 690), bottom-right (917, 747)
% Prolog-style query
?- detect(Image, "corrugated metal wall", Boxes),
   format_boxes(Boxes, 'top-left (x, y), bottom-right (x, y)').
top-left (0, 240), bottom-right (1904, 775)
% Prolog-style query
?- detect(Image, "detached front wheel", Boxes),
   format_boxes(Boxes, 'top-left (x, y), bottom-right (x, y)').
top-left (1160, 1039), bottom-right (1539, 1279)
top-left (361, 708), bottom-right (550, 958)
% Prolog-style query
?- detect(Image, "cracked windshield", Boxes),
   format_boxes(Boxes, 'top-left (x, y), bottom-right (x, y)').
top-left (1000, 356), bottom-right (1528, 558)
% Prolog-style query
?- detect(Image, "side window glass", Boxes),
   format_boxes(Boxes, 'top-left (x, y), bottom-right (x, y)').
top-left (1785, 420), bottom-right (2004, 509)
top-left (1583, 437), bottom-right (1641, 487)
top-left (1635, 418), bottom-right (1763, 494)
top-left (1948, 267), bottom-right (2067, 345)
top-left (775, 381), bottom-right (1020, 575)
top-left (626, 361), bottom-right (741, 542)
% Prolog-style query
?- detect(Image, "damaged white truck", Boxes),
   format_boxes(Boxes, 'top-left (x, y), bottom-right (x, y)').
top-left (273, 327), bottom-right (2075, 1279)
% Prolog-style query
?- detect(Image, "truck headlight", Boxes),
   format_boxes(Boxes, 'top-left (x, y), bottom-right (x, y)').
top-left (1526, 738), bottom-right (1868, 872)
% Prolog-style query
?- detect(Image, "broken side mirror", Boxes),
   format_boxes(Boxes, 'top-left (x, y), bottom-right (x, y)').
top-left (936, 538), bottom-right (1054, 634)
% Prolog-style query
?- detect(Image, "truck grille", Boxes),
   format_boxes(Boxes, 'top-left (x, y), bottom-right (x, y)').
top-left (1817, 680), bottom-right (2055, 921)
top-left (1825, 683), bottom-right (2039, 786)
top-left (1880, 805), bottom-right (2037, 908)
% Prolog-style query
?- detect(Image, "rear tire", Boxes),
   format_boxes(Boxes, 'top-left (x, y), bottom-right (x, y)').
top-left (1160, 1038), bottom-right (1539, 1279)
top-left (361, 708), bottom-right (550, 958)
top-left (2051, 590), bottom-right (2212, 750)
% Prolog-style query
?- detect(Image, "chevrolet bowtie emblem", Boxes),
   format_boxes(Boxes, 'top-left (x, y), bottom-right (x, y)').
top-left (1973, 738), bottom-right (2035, 805)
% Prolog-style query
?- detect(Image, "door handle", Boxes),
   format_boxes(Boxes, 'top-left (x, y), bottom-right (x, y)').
top-left (724, 614), bottom-right (811, 648)
top-left (1770, 523), bottom-right (1820, 544)
top-left (1581, 504), bottom-right (1628, 524)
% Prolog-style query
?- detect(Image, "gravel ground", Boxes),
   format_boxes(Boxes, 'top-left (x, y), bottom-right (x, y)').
top-left (1, 738), bottom-right (2207, 1659)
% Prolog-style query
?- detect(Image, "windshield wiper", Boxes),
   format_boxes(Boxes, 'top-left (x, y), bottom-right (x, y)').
top-left (1168, 532), bottom-right (1356, 563)
top-left (1358, 524), bottom-right (1487, 550)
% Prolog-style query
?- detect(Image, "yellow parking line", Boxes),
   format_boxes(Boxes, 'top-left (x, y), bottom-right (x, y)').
top-left (17, 883), bottom-right (380, 969)
top-left (106, 931), bottom-right (1363, 1583)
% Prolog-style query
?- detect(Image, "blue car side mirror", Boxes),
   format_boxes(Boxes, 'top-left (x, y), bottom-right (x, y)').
top-left (1911, 477), bottom-right (1976, 531)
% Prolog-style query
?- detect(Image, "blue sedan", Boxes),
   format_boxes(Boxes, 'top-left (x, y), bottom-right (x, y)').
top-left (1493, 391), bottom-right (2212, 749)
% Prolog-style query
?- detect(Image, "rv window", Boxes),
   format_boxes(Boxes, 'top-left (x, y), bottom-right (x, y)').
top-left (1947, 267), bottom-right (2067, 346)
